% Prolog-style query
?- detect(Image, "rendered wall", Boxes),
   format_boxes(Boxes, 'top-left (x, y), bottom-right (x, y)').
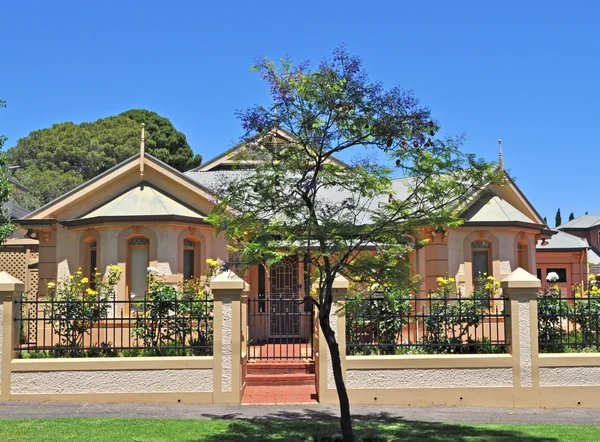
top-left (12, 368), bottom-right (213, 394)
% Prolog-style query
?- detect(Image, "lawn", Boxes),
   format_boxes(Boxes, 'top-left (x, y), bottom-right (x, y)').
top-left (0, 419), bottom-right (598, 441)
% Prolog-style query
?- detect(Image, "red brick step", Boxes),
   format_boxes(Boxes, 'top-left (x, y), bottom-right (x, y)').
top-left (246, 361), bottom-right (315, 375)
top-left (245, 372), bottom-right (315, 386)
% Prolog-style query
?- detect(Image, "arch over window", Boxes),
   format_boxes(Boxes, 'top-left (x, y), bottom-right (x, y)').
top-left (128, 236), bottom-right (149, 298)
top-left (183, 237), bottom-right (199, 280)
top-left (129, 237), bottom-right (150, 246)
top-left (471, 239), bottom-right (491, 283)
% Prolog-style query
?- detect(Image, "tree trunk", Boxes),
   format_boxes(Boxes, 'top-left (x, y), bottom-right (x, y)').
top-left (320, 316), bottom-right (355, 442)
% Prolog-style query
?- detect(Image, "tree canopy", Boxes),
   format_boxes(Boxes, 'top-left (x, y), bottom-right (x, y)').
top-left (207, 47), bottom-right (497, 441)
top-left (8, 109), bottom-right (201, 209)
top-left (0, 100), bottom-right (15, 242)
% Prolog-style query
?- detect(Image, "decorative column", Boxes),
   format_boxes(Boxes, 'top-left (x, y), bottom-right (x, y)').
top-left (316, 274), bottom-right (349, 404)
top-left (501, 267), bottom-right (540, 407)
top-left (0, 272), bottom-right (25, 400)
top-left (211, 270), bottom-right (248, 404)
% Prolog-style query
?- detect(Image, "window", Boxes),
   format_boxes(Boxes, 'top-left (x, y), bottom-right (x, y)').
top-left (546, 268), bottom-right (567, 283)
top-left (89, 240), bottom-right (97, 288)
top-left (471, 240), bottom-right (491, 282)
top-left (517, 241), bottom-right (529, 272)
top-left (597, 231), bottom-right (600, 247)
top-left (537, 268), bottom-right (542, 280)
top-left (183, 238), bottom-right (197, 280)
top-left (128, 236), bottom-right (149, 298)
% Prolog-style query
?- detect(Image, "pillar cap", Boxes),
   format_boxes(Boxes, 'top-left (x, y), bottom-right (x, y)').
top-left (210, 270), bottom-right (246, 291)
top-left (332, 274), bottom-right (349, 290)
top-left (500, 267), bottom-right (541, 290)
top-left (0, 271), bottom-right (24, 294)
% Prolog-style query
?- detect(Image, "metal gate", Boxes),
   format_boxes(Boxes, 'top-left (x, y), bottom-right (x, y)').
top-left (247, 257), bottom-right (314, 360)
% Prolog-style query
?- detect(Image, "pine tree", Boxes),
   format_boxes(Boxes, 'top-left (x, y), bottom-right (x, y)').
top-left (569, 212), bottom-right (575, 221)
top-left (555, 208), bottom-right (562, 227)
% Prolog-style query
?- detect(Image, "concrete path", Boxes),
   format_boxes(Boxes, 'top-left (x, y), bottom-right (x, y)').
top-left (1, 401), bottom-right (600, 425)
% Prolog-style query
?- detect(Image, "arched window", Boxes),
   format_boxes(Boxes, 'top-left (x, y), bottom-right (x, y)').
top-left (471, 240), bottom-right (491, 283)
top-left (517, 241), bottom-right (529, 272)
top-left (128, 236), bottom-right (149, 299)
top-left (183, 238), bottom-right (198, 280)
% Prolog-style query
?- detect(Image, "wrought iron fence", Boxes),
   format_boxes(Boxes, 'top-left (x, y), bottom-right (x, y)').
top-left (538, 294), bottom-right (600, 353)
top-left (346, 292), bottom-right (509, 355)
top-left (247, 296), bottom-right (314, 360)
top-left (15, 295), bottom-right (213, 358)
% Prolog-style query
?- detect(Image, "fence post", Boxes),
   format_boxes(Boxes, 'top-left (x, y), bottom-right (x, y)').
top-left (211, 270), bottom-right (248, 404)
top-left (0, 272), bottom-right (25, 400)
top-left (501, 267), bottom-right (540, 407)
top-left (316, 274), bottom-right (349, 403)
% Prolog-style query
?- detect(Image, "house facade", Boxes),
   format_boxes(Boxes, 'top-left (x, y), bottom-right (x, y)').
top-left (11, 130), bottom-right (570, 317)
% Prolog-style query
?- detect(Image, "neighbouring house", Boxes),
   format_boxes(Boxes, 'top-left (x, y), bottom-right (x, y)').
top-left (536, 230), bottom-right (591, 295)
top-left (555, 215), bottom-right (600, 275)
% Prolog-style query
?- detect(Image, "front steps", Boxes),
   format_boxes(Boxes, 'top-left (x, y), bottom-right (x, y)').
top-left (242, 360), bottom-right (317, 403)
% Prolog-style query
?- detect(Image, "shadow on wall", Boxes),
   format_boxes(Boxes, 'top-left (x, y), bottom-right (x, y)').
top-left (194, 409), bottom-right (559, 442)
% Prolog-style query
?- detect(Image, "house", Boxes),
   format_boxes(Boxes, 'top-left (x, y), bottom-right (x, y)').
top-left (555, 215), bottom-right (600, 275)
top-left (14, 128), bottom-right (562, 303)
top-left (536, 230), bottom-right (591, 294)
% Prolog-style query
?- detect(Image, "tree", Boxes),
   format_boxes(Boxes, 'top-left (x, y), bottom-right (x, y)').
top-left (555, 208), bottom-right (562, 227)
top-left (7, 109), bottom-right (201, 209)
top-left (543, 216), bottom-right (548, 224)
top-left (0, 100), bottom-right (14, 242)
top-left (207, 47), bottom-right (496, 441)
top-left (569, 212), bottom-right (575, 221)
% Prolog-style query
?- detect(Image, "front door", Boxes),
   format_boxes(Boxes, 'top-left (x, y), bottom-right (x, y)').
top-left (269, 257), bottom-right (301, 337)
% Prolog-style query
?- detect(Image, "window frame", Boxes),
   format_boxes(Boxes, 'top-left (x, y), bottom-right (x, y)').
top-left (471, 240), bottom-right (492, 283)
top-left (183, 237), bottom-right (199, 281)
top-left (127, 235), bottom-right (150, 299)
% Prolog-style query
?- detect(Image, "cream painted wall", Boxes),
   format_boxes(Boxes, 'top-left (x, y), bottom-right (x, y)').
top-left (447, 228), bottom-right (538, 295)
top-left (49, 224), bottom-right (228, 300)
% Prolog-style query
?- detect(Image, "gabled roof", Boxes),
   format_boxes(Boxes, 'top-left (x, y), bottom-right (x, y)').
top-left (536, 230), bottom-right (589, 251)
top-left (21, 153), bottom-right (218, 222)
top-left (558, 214), bottom-right (600, 230)
top-left (80, 183), bottom-right (205, 219)
top-left (461, 192), bottom-right (535, 223)
top-left (192, 127), bottom-right (349, 172)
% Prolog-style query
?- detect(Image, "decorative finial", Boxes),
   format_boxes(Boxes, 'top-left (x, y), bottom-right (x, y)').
top-left (498, 139), bottom-right (503, 173)
top-left (140, 124), bottom-right (146, 178)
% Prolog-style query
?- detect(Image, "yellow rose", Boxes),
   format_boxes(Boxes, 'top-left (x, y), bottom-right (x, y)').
top-left (81, 277), bottom-right (89, 284)
top-left (68, 275), bottom-right (74, 280)
top-left (47, 282), bottom-right (56, 288)
top-left (86, 288), bottom-right (97, 296)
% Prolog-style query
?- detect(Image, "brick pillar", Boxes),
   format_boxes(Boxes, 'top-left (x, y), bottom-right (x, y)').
top-left (211, 270), bottom-right (248, 404)
top-left (0, 272), bottom-right (25, 400)
top-left (317, 274), bottom-right (349, 403)
top-left (501, 267), bottom-right (540, 407)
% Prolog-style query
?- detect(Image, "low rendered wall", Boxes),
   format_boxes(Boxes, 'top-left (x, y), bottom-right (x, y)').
top-left (317, 270), bottom-right (600, 409)
top-left (10, 357), bottom-right (214, 403)
top-left (319, 354), bottom-right (517, 407)
top-left (0, 270), bottom-right (248, 405)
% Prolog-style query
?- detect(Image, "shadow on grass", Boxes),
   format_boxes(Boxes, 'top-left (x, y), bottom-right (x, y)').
top-left (193, 409), bottom-right (559, 442)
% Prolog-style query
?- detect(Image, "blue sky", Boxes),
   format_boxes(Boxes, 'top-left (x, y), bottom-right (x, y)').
top-left (1, 1), bottom-right (598, 224)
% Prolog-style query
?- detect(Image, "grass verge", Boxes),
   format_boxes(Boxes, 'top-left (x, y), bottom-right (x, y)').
top-left (0, 418), bottom-right (598, 441)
